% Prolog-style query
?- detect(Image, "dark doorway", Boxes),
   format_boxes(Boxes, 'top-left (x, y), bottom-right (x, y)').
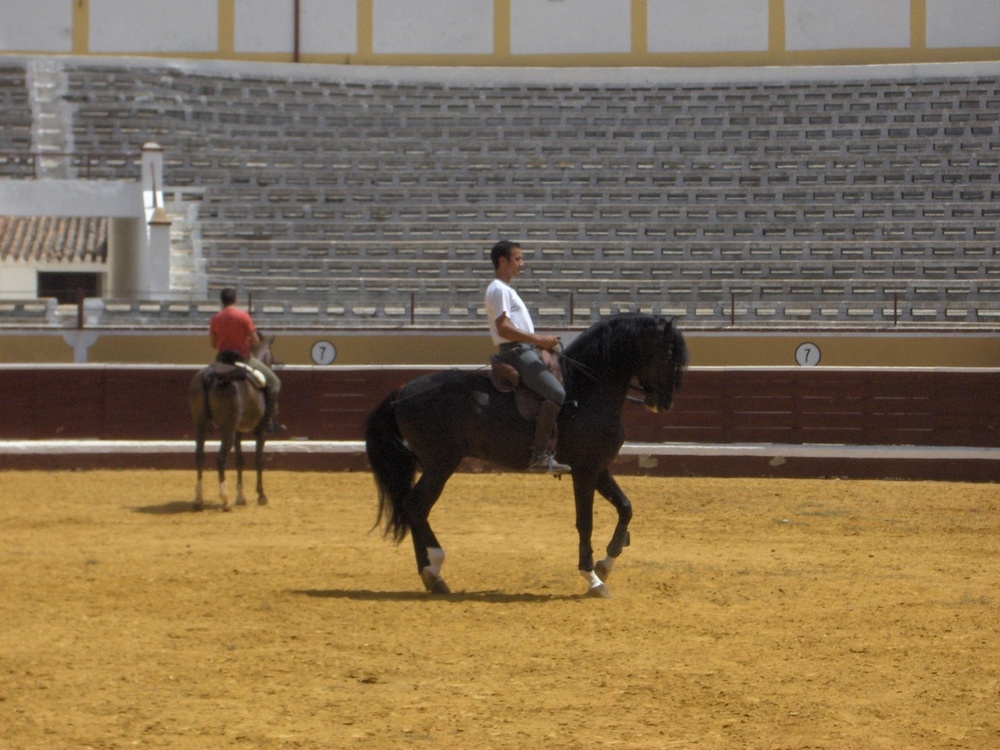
top-left (37, 272), bottom-right (100, 304)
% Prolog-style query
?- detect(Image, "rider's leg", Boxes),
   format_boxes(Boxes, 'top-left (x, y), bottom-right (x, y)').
top-left (247, 357), bottom-right (283, 432)
top-left (528, 399), bottom-right (571, 472)
top-left (509, 348), bottom-right (570, 473)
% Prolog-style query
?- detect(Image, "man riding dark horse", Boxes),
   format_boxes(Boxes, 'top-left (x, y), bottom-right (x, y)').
top-left (209, 287), bottom-right (283, 432)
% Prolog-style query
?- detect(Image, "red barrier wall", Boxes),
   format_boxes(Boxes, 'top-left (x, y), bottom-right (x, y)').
top-left (4, 366), bottom-right (999, 448)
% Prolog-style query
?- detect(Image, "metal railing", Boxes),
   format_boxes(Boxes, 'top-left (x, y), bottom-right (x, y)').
top-left (0, 151), bottom-right (139, 179)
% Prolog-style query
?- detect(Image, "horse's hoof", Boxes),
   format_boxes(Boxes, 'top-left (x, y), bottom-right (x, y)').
top-left (192, 502), bottom-right (204, 512)
top-left (257, 496), bottom-right (268, 506)
top-left (595, 559), bottom-right (612, 583)
top-left (235, 498), bottom-right (247, 507)
top-left (221, 505), bottom-right (231, 513)
top-left (421, 571), bottom-right (451, 595)
top-left (587, 583), bottom-right (612, 599)
top-left (428, 578), bottom-right (451, 595)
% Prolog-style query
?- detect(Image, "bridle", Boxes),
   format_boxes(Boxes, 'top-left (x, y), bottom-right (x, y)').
top-left (555, 346), bottom-right (670, 408)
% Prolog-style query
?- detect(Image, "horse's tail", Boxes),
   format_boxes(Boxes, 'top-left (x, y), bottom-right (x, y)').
top-left (364, 390), bottom-right (418, 544)
top-left (189, 367), bottom-right (216, 425)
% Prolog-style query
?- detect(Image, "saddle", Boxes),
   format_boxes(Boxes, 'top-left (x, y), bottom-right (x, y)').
top-left (209, 351), bottom-right (266, 388)
top-left (487, 348), bottom-right (564, 421)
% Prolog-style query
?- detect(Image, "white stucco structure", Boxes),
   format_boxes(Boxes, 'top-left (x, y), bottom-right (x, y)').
top-left (785, 0), bottom-right (912, 51)
top-left (235, 0), bottom-right (358, 55)
top-left (926, 0), bottom-right (1000, 48)
top-left (0, 1), bottom-right (995, 62)
top-left (0, 0), bottom-right (72, 53)
top-left (0, 144), bottom-right (172, 300)
top-left (647, 0), bottom-right (770, 53)
top-left (510, 0), bottom-right (632, 55)
top-left (372, 0), bottom-right (493, 55)
top-left (89, 0), bottom-right (218, 54)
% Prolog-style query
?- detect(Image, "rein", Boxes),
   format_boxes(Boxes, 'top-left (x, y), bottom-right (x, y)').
top-left (554, 347), bottom-right (650, 405)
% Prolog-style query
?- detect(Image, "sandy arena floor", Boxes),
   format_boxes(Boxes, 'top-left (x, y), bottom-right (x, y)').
top-left (1, 469), bottom-right (998, 749)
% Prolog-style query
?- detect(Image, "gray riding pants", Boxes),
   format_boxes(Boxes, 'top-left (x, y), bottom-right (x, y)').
top-left (497, 344), bottom-right (564, 406)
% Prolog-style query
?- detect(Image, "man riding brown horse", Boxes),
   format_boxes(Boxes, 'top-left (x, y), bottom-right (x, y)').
top-left (209, 287), bottom-right (283, 432)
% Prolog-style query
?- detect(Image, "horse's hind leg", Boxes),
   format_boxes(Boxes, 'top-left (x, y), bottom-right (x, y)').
top-left (233, 433), bottom-right (247, 506)
top-left (404, 466), bottom-right (457, 594)
top-left (216, 433), bottom-right (234, 511)
top-left (193, 428), bottom-right (207, 512)
top-left (254, 432), bottom-right (267, 506)
top-left (593, 469), bottom-right (633, 584)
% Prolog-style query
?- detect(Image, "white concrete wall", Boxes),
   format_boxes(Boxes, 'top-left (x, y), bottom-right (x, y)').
top-left (0, 266), bottom-right (38, 298)
top-left (372, 0), bottom-right (493, 55)
top-left (106, 218), bottom-right (144, 298)
top-left (0, 0), bottom-right (72, 53)
top-left (510, 0), bottom-right (631, 55)
top-left (927, 0), bottom-right (1000, 49)
top-left (235, 0), bottom-right (357, 55)
top-left (0, 1), bottom-right (998, 65)
top-left (0, 181), bottom-right (142, 218)
top-left (785, 0), bottom-right (911, 51)
top-left (89, 0), bottom-right (217, 54)
top-left (648, 0), bottom-right (770, 53)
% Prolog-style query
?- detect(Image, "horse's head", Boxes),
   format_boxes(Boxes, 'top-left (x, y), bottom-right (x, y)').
top-left (254, 334), bottom-right (276, 367)
top-left (634, 317), bottom-right (688, 414)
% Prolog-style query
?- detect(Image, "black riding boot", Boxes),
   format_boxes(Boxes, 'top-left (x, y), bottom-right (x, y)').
top-left (528, 400), bottom-right (571, 473)
top-left (263, 389), bottom-right (285, 433)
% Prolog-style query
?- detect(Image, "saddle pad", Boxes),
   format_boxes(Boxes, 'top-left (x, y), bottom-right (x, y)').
top-left (234, 361), bottom-right (267, 388)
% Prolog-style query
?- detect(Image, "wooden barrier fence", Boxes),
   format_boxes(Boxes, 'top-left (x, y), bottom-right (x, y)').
top-left (2, 365), bottom-right (999, 480)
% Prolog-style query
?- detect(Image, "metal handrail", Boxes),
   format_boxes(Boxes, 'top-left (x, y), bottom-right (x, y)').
top-left (0, 151), bottom-right (139, 179)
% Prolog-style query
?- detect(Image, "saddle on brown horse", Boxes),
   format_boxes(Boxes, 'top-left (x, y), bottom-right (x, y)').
top-left (487, 348), bottom-right (564, 421)
top-left (210, 350), bottom-right (266, 388)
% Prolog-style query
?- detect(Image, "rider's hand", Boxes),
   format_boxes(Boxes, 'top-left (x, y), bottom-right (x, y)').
top-left (537, 335), bottom-right (560, 351)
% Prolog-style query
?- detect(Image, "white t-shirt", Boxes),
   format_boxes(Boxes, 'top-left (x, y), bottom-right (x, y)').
top-left (484, 278), bottom-right (534, 346)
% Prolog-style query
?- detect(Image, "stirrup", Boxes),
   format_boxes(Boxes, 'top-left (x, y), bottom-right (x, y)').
top-left (527, 452), bottom-right (571, 474)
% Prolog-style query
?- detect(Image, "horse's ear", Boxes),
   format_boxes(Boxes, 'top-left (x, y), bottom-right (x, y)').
top-left (657, 315), bottom-right (673, 338)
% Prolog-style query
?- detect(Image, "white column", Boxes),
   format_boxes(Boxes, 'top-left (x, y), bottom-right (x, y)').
top-left (141, 142), bottom-right (172, 299)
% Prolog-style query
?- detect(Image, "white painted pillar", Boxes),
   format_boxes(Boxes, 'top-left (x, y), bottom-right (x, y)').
top-left (141, 142), bottom-right (172, 299)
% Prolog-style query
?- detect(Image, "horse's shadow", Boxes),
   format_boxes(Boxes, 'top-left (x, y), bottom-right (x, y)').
top-left (291, 588), bottom-right (582, 603)
top-left (131, 500), bottom-right (201, 515)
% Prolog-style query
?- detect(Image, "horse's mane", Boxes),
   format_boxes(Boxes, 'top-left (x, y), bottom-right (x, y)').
top-left (562, 313), bottom-right (678, 396)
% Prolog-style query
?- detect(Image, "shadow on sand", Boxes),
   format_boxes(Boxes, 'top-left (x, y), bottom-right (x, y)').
top-left (131, 500), bottom-right (204, 515)
top-left (291, 588), bottom-right (583, 604)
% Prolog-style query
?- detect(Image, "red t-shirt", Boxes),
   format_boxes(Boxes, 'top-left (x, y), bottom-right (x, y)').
top-left (210, 306), bottom-right (255, 358)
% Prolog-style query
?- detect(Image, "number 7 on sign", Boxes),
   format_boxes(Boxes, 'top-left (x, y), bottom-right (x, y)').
top-left (311, 341), bottom-right (337, 365)
top-left (795, 343), bottom-right (820, 367)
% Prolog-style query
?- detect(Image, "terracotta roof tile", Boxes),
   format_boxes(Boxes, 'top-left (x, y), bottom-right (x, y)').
top-left (0, 216), bottom-right (107, 264)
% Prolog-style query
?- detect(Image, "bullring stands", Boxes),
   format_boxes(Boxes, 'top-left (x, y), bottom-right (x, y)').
top-left (2, 58), bottom-right (999, 327)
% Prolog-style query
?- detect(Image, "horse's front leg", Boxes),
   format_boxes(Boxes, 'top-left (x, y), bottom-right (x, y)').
top-left (593, 469), bottom-right (632, 584)
top-left (233, 433), bottom-right (247, 506)
top-left (571, 470), bottom-right (611, 598)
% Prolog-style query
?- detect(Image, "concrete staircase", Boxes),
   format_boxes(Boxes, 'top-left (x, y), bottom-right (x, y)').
top-left (27, 58), bottom-right (74, 179)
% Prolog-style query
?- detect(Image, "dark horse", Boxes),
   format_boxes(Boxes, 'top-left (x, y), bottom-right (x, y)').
top-left (364, 313), bottom-right (688, 597)
top-left (188, 336), bottom-right (275, 512)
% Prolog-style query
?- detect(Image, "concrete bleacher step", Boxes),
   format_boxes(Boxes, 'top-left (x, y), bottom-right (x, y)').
top-left (7, 59), bottom-right (996, 327)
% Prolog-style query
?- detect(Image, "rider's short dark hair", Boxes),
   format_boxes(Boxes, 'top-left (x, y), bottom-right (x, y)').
top-left (220, 288), bottom-right (237, 306)
top-left (490, 239), bottom-right (521, 271)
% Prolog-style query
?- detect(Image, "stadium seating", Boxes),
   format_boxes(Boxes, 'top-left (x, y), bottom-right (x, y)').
top-left (0, 59), bottom-right (997, 327)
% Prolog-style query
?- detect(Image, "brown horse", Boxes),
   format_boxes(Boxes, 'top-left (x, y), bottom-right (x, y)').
top-left (188, 336), bottom-right (275, 511)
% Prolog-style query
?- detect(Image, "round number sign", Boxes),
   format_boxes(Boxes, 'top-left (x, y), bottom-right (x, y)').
top-left (310, 340), bottom-right (337, 366)
top-left (795, 342), bottom-right (821, 367)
